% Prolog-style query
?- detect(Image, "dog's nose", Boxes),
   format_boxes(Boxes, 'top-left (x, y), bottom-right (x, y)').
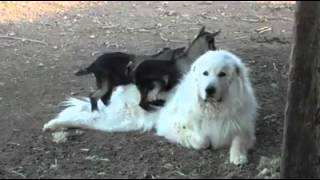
top-left (205, 86), bottom-right (216, 96)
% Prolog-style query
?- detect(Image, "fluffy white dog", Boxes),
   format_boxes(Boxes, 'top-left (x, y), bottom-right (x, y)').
top-left (156, 50), bottom-right (257, 165)
top-left (43, 50), bottom-right (257, 165)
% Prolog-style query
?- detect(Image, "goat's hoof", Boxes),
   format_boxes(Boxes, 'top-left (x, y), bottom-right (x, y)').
top-left (151, 99), bottom-right (166, 107)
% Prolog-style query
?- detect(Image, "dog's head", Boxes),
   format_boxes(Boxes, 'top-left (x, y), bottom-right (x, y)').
top-left (190, 50), bottom-right (246, 103)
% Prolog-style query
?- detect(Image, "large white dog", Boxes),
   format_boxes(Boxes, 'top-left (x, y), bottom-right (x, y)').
top-left (156, 50), bottom-right (257, 165)
top-left (43, 50), bottom-right (257, 165)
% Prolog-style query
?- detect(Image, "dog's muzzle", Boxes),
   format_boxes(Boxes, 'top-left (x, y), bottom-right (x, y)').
top-left (204, 85), bottom-right (222, 103)
top-left (205, 86), bottom-right (216, 97)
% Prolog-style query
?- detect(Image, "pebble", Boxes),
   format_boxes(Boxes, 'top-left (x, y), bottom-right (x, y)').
top-left (70, 92), bottom-right (78, 96)
top-left (8, 32), bottom-right (16, 36)
top-left (164, 163), bottom-right (173, 169)
top-left (80, 148), bottom-right (90, 152)
top-left (271, 83), bottom-right (278, 89)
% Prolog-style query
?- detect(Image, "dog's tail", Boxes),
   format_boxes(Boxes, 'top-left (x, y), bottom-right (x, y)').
top-left (43, 96), bottom-right (160, 133)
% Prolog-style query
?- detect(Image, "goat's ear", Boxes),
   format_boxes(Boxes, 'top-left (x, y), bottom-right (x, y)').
top-left (172, 46), bottom-right (186, 60)
top-left (193, 26), bottom-right (205, 39)
top-left (175, 46), bottom-right (186, 54)
top-left (211, 29), bottom-right (221, 37)
top-left (159, 47), bottom-right (170, 54)
top-left (198, 26), bottom-right (206, 35)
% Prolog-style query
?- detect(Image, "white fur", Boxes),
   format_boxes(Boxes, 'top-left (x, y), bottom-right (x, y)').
top-left (43, 50), bottom-right (257, 165)
top-left (156, 50), bottom-right (257, 165)
top-left (43, 85), bottom-right (157, 133)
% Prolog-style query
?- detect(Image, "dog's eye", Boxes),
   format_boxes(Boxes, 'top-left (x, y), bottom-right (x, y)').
top-left (218, 72), bottom-right (226, 77)
top-left (203, 71), bottom-right (209, 76)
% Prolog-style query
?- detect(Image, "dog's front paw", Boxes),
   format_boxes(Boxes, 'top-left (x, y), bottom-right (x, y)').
top-left (230, 153), bottom-right (248, 165)
top-left (179, 128), bottom-right (209, 150)
top-left (43, 121), bottom-right (54, 132)
top-left (43, 124), bottom-right (49, 132)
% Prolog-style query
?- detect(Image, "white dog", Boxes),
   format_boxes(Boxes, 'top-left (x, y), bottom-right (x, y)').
top-left (43, 50), bottom-right (257, 165)
top-left (156, 50), bottom-right (257, 165)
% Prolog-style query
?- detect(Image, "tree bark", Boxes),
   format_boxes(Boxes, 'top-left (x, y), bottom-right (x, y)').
top-left (281, 1), bottom-right (320, 179)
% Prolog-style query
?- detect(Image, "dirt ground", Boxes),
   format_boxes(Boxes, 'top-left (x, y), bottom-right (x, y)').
top-left (0, 1), bottom-right (295, 179)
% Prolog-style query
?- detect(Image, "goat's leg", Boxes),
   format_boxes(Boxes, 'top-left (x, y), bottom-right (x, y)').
top-left (148, 80), bottom-right (167, 107)
top-left (138, 85), bottom-right (156, 112)
top-left (101, 83), bottom-right (114, 107)
top-left (90, 78), bottom-right (110, 112)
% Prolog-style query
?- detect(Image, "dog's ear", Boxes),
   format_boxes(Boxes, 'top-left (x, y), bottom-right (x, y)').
top-left (235, 64), bottom-right (240, 76)
top-left (234, 64), bottom-right (246, 82)
top-left (191, 64), bottom-right (196, 73)
top-left (190, 64), bottom-right (198, 84)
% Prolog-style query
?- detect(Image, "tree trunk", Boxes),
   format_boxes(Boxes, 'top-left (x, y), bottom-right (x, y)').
top-left (281, 2), bottom-right (320, 179)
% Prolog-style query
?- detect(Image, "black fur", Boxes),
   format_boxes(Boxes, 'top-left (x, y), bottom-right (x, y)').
top-left (132, 53), bottom-right (180, 111)
top-left (76, 47), bottom-right (185, 112)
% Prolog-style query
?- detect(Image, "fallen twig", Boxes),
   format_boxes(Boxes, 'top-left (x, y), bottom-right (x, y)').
top-left (256, 26), bottom-right (270, 32)
top-left (175, 170), bottom-right (189, 177)
top-left (199, 13), bottom-right (218, 20)
top-left (138, 28), bottom-right (152, 33)
top-left (159, 32), bottom-right (169, 42)
top-left (7, 142), bottom-right (21, 146)
top-left (240, 17), bottom-right (261, 23)
top-left (158, 33), bottom-right (186, 43)
top-left (85, 155), bottom-right (110, 162)
top-left (281, 17), bottom-right (294, 21)
top-left (256, 26), bottom-right (272, 34)
top-left (0, 35), bottom-right (48, 46)
top-left (273, 62), bottom-right (279, 71)
top-left (233, 35), bottom-right (249, 40)
top-left (10, 170), bottom-right (26, 179)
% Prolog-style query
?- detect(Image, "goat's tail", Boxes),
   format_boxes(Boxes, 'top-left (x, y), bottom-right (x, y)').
top-left (75, 67), bottom-right (91, 76)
